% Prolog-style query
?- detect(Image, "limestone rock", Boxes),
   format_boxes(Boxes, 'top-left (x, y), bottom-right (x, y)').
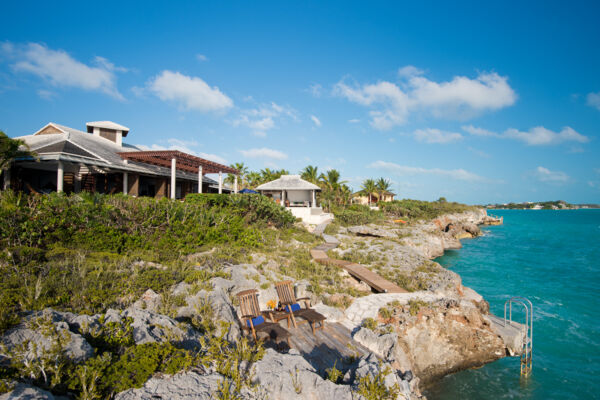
top-left (344, 353), bottom-right (415, 400)
top-left (121, 307), bottom-right (202, 348)
top-left (347, 225), bottom-right (397, 238)
top-left (251, 348), bottom-right (356, 400)
top-left (0, 383), bottom-right (58, 400)
top-left (114, 370), bottom-right (223, 400)
top-left (1, 310), bottom-right (93, 363)
top-left (132, 289), bottom-right (162, 312)
top-left (312, 303), bottom-right (345, 323)
top-left (352, 327), bottom-right (412, 372)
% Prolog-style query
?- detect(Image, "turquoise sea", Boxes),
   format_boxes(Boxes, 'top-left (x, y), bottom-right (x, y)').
top-left (424, 210), bottom-right (600, 400)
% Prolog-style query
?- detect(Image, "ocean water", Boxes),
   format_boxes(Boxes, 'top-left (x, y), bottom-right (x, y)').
top-left (424, 210), bottom-right (600, 400)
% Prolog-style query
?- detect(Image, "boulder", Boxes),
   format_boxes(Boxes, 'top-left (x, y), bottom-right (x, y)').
top-left (352, 327), bottom-right (412, 372)
top-left (174, 287), bottom-right (242, 342)
top-left (0, 383), bottom-right (57, 400)
top-left (121, 307), bottom-right (202, 349)
top-left (251, 349), bottom-right (356, 400)
top-left (343, 353), bottom-right (414, 400)
top-left (1, 310), bottom-right (93, 363)
top-left (132, 289), bottom-right (163, 312)
top-left (114, 371), bottom-right (223, 400)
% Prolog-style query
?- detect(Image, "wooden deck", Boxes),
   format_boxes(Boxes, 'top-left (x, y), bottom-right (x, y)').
top-left (311, 229), bottom-right (407, 294)
top-left (283, 321), bottom-right (373, 374)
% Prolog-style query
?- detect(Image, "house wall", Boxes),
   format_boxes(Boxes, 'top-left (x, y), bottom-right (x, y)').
top-left (35, 125), bottom-right (63, 135)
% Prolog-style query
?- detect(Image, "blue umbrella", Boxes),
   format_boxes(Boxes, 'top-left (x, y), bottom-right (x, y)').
top-left (239, 188), bottom-right (259, 194)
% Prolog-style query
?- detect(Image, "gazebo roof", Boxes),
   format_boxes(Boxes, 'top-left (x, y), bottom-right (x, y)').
top-left (256, 175), bottom-right (321, 191)
top-left (118, 150), bottom-right (238, 175)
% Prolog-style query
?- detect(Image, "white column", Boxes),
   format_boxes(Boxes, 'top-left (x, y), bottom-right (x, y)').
top-left (57, 161), bottom-right (64, 193)
top-left (171, 158), bottom-right (176, 199)
top-left (218, 171), bottom-right (223, 194)
top-left (198, 166), bottom-right (203, 193)
top-left (123, 172), bottom-right (128, 194)
top-left (116, 130), bottom-right (123, 147)
top-left (234, 175), bottom-right (238, 194)
top-left (312, 190), bottom-right (316, 207)
top-left (282, 190), bottom-right (286, 204)
top-left (93, 127), bottom-right (100, 137)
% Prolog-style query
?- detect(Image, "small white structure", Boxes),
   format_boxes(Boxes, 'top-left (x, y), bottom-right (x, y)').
top-left (256, 175), bottom-right (333, 224)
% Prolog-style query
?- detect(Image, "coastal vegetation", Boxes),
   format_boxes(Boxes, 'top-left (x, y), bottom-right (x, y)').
top-left (0, 183), bottom-right (484, 398)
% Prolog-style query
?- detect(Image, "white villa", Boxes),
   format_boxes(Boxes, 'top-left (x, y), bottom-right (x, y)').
top-left (255, 175), bottom-right (333, 224)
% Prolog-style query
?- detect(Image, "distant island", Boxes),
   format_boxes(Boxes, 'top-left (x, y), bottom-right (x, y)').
top-left (485, 200), bottom-right (600, 210)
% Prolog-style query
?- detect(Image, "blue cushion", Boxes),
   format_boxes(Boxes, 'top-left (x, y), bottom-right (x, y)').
top-left (246, 315), bottom-right (264, 328)
top-left (285, 303), bottom-right (301, 313)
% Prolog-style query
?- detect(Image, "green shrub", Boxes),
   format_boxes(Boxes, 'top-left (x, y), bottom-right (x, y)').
top-left (332, 205), bottom-right (384, 226)
top-left (326, 361), bottom-right (343, 383)
top-left (361, 317), bottom-right (377, 331)
top-left (356, 363), bottom-right (401, 400)
top-left (379, 199), bottom-right (476, 221)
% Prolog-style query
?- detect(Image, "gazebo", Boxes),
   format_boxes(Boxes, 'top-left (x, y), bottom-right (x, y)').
top-left (255, 175), bottom-right (333, 224)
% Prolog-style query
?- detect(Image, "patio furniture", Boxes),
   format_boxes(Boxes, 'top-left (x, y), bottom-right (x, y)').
top-left (236, 289), bottom-right (291, 347)
top-left (275, 280), bottom-right (326, 335)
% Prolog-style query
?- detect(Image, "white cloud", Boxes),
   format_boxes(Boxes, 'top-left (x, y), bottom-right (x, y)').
top-left (5, 42), bottom-right (125, 99)
top-left (334, 68), bottom-right (516, 129)
top-left (462, 125), bottom-right (497, 137)
top-left (37, 89), bottom-right (55, 100)
top-left (197, 152), bottom-right (227, 164)
top-left (348, 119), bottom-right (361, 124)
top-left (308, 83), bottom-right (322, 97)
top-left (233, 102), bottom-right (297, 137)
top-left (587, 92), bottom-right (600, 111)
top-left (310, 115), bottom-right (322, 127)
top-left (413, 128), bottom-right (463, 144)
top-left (398, 65), bottom-right (424, 78)
top-left (239, 148), bottom-right (288, 160)
top-left (368, 160), bottom-right (485, 182)
top-left (463, 124), bottom-right (589, 146)
top-left (196, 54), bottom-right (208, 62)
top-left (467, 147), bottom-right (491, 158)
top-left (533, 166), bottom-right (569, 183)
top-left (148, 70), bottom-right (233, 113)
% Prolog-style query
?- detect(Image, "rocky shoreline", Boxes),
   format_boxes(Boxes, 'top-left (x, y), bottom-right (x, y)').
top-left (0, 209), bottom-right (521, 400)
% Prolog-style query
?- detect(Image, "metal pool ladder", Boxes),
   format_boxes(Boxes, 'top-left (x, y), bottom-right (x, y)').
top-left (504, 296), bottom-right (533, 377)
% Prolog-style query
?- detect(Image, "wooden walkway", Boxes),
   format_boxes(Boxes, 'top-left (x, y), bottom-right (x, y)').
top-left (310, 223), bottom-right (407, 294)
top-left (284, 321), bottom-right (372, 374)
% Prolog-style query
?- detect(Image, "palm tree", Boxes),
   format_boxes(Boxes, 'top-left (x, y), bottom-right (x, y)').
top-left (301, 165), bottom-right (319, 184)
top-left (0, 130), bottom-right (36, 170)
top-left (361, 178), bottom-right (377, 206)
top-left (225, 162), bottom-right (249, 186)
top-left (318, 169), bottom-right (348, 209)
top-left (376, 177), bottom-right (392, 203)
top-left (246, 171), bottom-right (262, 188)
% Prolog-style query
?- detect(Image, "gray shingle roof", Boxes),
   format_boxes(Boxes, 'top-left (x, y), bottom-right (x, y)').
top-left (16, 123), bottom-right (215, 182)
top-left (255, 175), bottom-right (321, 191)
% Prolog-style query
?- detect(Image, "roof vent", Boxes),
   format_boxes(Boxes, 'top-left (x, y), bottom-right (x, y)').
top-left (86, 121), bottom-right (130, 146)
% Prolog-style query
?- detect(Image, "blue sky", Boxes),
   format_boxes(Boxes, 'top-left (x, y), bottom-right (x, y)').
top-left (1, 1), bottom-right (599, 204)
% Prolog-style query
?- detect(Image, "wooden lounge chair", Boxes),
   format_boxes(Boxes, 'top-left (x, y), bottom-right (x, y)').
top-left (275, 280), bottom-right (326, 335)
top-left (236, 289), bottom-right (291, 347)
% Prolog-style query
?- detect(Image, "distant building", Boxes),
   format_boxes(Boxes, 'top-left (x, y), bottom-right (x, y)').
top-left (1, 121), bottom-right (239, 199)
top-left (255, 175), bottom-right (333, 224)
top-left (352, 190), bottom-right (395, 205)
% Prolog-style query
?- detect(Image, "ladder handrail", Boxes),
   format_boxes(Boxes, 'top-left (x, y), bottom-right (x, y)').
top-left (504, 296), bottom-right (533, 377)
